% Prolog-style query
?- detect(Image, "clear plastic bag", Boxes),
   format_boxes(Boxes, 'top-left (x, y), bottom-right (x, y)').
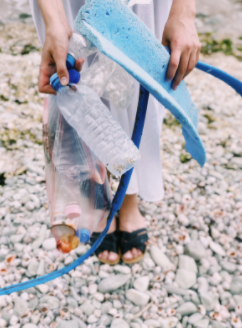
top-left (43, 96), bottom-right (112, 253)
top-left (69, 31), bottom-right (136, 111)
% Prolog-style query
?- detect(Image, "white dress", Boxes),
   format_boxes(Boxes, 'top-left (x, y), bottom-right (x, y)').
top-left (29, 0), bottom-right (173, 202)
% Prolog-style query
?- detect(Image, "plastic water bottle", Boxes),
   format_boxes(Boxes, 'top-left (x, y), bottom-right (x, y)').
top-left (50, 70), bottom-right (140, 177)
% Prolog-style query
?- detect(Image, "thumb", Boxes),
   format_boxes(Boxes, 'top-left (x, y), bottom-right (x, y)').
top-left (53, 53), bottom-right (69, 86)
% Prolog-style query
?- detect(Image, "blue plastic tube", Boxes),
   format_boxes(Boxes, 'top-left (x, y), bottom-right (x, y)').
top-left (196, 61), bottom-right (242, 97)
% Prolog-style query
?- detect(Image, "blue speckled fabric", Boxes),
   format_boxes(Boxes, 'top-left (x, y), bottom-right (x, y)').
top-left (75, 0), bottom-right (206, 166)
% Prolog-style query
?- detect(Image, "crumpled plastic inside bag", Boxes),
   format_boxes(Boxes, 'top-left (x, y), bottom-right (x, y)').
top-left (70, 29), bottom-right (135, 111)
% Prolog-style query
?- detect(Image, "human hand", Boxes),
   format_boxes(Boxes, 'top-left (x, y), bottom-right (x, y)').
top-left (162, 7), bottom-right (201, 90)
top-left (39, 23), bottom-right (84, 94)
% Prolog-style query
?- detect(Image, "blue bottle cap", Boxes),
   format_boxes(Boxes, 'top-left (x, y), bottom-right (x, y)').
top-left (78, 228), bottom-right (91, 244)
top-left (50, 69), bottom-right (81, 92)
top-left (66, 53), bottom-right (76, 69)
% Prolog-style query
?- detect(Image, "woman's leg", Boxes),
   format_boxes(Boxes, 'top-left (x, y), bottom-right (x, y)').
top-left (119, 193), bottom-right (146, 261)
top-left (95, 217), bottom-right (118, 262)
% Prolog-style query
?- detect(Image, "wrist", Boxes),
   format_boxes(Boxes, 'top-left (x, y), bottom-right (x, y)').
top-left (169, 0), bottom-right (196, 20)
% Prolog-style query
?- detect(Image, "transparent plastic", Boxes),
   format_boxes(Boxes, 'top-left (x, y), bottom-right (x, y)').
top-left (55, 84), bottom-right (141, 177)
top-left (69, 31), bottom-right (136, 111)
top-left (43, 96), bottom-right (112, 253)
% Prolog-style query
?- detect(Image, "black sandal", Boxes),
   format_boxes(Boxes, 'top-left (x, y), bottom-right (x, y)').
top-left (90, 231), bottom-right (120, 265)
top-left (119, 228), bottom-right (148, 264)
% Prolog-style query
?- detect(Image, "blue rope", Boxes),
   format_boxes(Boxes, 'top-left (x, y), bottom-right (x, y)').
top-left (0, 85), bottom-right (150, 296)
top-left (0, 57), bottom-right (241, 295)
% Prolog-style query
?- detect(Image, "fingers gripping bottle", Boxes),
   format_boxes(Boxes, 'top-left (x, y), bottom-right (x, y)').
top-left (43, 94), bottom-right (112, 254)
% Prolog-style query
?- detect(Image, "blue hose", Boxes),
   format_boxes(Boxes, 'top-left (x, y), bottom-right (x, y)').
top-left (196, 61), bottom-right (242, 97)
top-left (0, 57), bottom-right (241, 295)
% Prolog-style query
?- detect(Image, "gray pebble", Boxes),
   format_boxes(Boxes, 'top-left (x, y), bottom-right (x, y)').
top-left (185, 241), bottom-right (206, 260)
top-left (111, 318), bottom-right (130, 328)
top-left (200, 292), bottom-right (219, 311)
top-left (99, 274), bottom-right (131, 293)
top-left (133, 276), bottom-right (149, 292)
top-left (176, 302), bottom-right (197, 316)
top-left (125, 289), bottom-right (150, 306)
top-left (14, 297), bottom-right (28, 317)
top-left (175, 269), bottom-right (197, 289)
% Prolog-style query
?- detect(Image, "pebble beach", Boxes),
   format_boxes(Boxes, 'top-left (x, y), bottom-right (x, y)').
top-left (0, 1), bottom-right (242, 328)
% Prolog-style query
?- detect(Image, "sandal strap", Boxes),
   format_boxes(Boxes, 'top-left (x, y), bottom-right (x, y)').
top-left (90, 231), bottom-right (119, 257)
top-left (119, 228), bottom-right (148, 255)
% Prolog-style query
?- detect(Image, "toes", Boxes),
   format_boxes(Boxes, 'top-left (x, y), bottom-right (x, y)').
top-left (98, 250), bottom-right (108, 260)
top-left (108, 252), bottom-right (118, 262)
top-left (137, 249), bottom-right (142, 256)
top-left (122, 250), bottom-right (133, 260)
top-left (131, 248), bottom-right (138, 258)
top-left (132, 248), bottom-right (142, 259)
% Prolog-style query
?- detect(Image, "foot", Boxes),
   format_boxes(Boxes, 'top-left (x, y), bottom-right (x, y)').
top-left (119, 194), bottom-right (146, 262)
top-left (95, 217), bottom-right (118, 263)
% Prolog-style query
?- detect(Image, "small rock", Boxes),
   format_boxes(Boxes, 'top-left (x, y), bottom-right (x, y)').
top-left (176, 302), bottom-right (197, 316)
top-left (36, 260), bottom-right (45, 276)
top-left (0, 318), bottom-right (7, 327)
top-left (165, 285), bottom-right (189, 296)
top-left (56, 320), bottom-right (79, 328)
top-left (36, 284), bottom-right (49, 294)
top-left (160, 317), bottom-right (178, 328)
top-left (14, 297), bottom-right (28, 317)
top-left (39, 296), bottom-right (60, 309)
top-left (32, 224), bottom-right (47, 250)
top-left (113, 300), bottom-right (122, 309)
top-left (126, 289), bottom-right (150, 306)
top-left (210, 241), bottom-right (226, 256)
top-left (210, 321), bottom-right (227, 328)
top-left (220, 260), bottom-right (237, 273)
top-left (149, 246), bottom-right (171, 269)
top-left (87, 315), bottom-right (98, 324)
top-left (195, 318), bottom-right (209, 328)
top-left (10, 234), bottom-right (24, 243)
top-left (22, 325), bottom-right (38, 328)
top-left (42, 238), bottom-right (56, 251)
top-left (113, 265), bottom-right (131, 274)
top-left (101, 301), bottom-right (113, 314)
top-left (99, 274), bottom-right (131, 293)
top-left (111, 318), bottom-right (130, 328)
top-left (64, 256), bottom-right (74, 265)
top-left (80, 300), bottom-right (95, 316)
top-left (179, 255), bottom-right (197, 273)
top-left (175, 269), bottom-right (197, 289)
top-left (93, 292), bottom-right (104, 302)
top-left (188, 313), bottom-right (204, 324)
top-left (185, 241), bottom-right (206, 260)
top-left (75, 244), bottom-right (88, 256)
top-left (143, 319), bottom-right (160, 327)
top-left (27, 260), bottom-right (39, 276)
top-left (200, 292), bottom-right (219, 311)
top-left (133, 276), bottom-right (149, 292)
top-left (230, 277), bottom-right (242, 295)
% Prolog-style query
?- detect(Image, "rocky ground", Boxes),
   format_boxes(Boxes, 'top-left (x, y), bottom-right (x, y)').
top-left (0, 1), bottom-right (242, 328)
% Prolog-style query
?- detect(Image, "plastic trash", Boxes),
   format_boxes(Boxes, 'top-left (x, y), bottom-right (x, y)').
top-left (69, 31), bottom-right (135, 111)
top-left (43, 95), bottom-right (112, 253)
top-left (50, 70), bottom-right (140, 177)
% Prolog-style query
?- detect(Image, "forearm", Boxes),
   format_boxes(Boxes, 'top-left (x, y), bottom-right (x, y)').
top-left (37, 0), bottom-right (71, 34)
top-left (169, 0), bottom-right (196, 19)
